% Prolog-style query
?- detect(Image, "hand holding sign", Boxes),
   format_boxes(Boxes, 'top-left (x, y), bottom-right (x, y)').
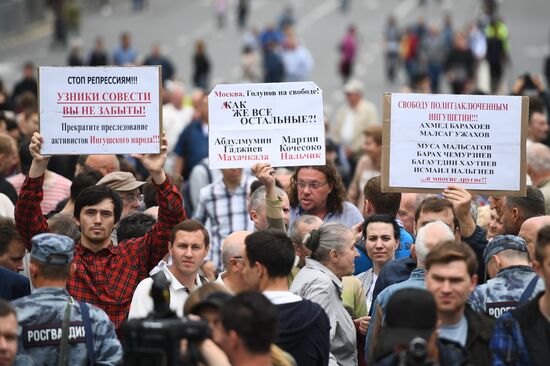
top-left (208, 82), bottom-right (325, 169)
top-left (442, 184), bottom-right (475, 237)
top-left (28, 132), bottom-right (50, 179)
top-left (131, 132), bottom-right (168, 184)
top-left (252, 162), bottom-right (277, 200)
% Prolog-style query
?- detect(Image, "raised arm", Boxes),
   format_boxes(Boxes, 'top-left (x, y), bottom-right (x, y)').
top-left (14, 132), bottom-right (50, 249)
top-left (251, 163), bottom-right (286, 232)
top-left (128, 134), bottom-right (186, 270)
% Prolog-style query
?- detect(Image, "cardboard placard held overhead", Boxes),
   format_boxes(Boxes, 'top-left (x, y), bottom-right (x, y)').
top-left (208, 82), bottom-right (325, 169)
top-left (39, 66), bottom-right (162, 155)
top-left (381, 93), bottom-right (528, 196)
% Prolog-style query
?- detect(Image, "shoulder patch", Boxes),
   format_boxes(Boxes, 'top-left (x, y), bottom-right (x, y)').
top-left (486, 301), bottom-right (518, 318)
top-left (22, 322), bottom-right (86, 348)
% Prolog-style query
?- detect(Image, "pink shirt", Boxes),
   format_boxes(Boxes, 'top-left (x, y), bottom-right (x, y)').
top-left (8, 172), bottom-right (71, 215)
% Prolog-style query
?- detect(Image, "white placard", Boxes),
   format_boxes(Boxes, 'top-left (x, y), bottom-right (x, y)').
top-left (208, 82), bottom-right (325, 169)
top-left (384, 93), bottom-right (526, 194)
top-left (39, 66), bottom-right (161, 155)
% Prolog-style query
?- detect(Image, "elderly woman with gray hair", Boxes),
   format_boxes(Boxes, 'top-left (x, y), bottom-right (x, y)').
top-left (289, 222), bottom-right (363, 366)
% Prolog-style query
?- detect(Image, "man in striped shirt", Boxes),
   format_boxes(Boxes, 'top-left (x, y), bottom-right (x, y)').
top-left (193, 168), bottom-right (255, 272)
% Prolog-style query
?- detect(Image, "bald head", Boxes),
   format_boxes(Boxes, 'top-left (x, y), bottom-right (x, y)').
top-left (85, 155), bottom-right (120, 176)
top-left (221, 231), bottom-right (249, 270)
top-left (519, 216), bottom-right (550, 260)
top-left (398, 193), bottom-right (419, 234)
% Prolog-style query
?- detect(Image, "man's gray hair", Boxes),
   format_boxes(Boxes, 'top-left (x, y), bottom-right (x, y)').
top-left (527, 142), bottom-right (550, 173)
top-left (415, 220), bottom-right (454, 265)
top-left (249, 185), bottom-right (287, 213)
top-left (289, 214), bottom-right (321, 246)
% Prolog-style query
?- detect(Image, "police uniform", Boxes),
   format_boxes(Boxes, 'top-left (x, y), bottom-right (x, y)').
top-left (468, 235), bottom-right (545, 319)
top-left (11, 233), bottom-right (122, 365)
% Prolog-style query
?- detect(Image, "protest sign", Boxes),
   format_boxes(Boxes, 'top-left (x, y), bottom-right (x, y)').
top-left (208, 82), bottom-right (325, 169)
top-left (381, 93), bottom-right (528, 195)
top-left (39, 66), bottom-right (161, 155)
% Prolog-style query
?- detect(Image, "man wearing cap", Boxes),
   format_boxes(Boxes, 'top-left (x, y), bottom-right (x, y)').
top-left (96, 171), bottom-right (146, 244)
top-left (491, 225), bottom-right (550, 366)
top-left (331, 79), bottom-right (378, 163)
top-left (469, 235), bottom-right (545, 318)
top-left (373, 288), bottom-right (469, 365)
top-left (11, 233), bottom-right (122, 365)
top-left (14, 132), bottom-right (186, 332)
top-left (97, 171), bottom-right (146, 218)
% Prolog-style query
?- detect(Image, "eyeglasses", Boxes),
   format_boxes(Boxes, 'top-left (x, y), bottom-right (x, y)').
top-left (121, 193), bottom-right (144, 203)
top-left (296, 180), bottom-right (327, 190)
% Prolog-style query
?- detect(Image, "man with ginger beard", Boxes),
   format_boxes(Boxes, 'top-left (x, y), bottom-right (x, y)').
top-left (288, 160), bottom-right (362, 229)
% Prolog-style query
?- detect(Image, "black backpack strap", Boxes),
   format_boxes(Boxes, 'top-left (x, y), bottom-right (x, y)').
top-left (78, 301), bottom-right (95, 366)
top-left (518, 276), bottom-right (539, 305)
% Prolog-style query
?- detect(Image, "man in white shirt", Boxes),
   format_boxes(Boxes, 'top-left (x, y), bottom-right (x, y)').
top-left (129, 220), bottom-right (209, 318)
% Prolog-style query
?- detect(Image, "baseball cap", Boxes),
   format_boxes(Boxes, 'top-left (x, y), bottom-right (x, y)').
top-left (30, 233), bottom-right (75, 265)
top-left (188, 291), bottom-right (232, 316)
top-left (483, 235), bottom-right (527, 265)
top-left (96, 171), bottom-right (145, 192)
top-left (344, 79), bottom-right (364, 94)
top-left (376, 288), bottom-right (437, 355)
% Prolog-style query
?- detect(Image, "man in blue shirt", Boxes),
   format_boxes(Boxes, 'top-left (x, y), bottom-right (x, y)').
top-left (174, 93), bottom-right (209, 180)
top-left (113, 32), bottom-right (137, 66)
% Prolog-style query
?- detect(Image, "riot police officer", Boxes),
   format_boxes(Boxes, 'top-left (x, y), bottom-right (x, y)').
top-left (469, 235), bottom-right (545, 318)
top-left (11, 233), bottom-right (122, 365)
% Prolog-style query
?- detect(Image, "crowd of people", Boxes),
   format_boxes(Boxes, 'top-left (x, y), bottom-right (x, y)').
top-left (1, 1), bottom-right (550, 366)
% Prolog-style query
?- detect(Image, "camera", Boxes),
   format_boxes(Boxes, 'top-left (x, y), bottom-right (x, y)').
top-left (121, 272), bottom-right (211, 366)
top-left (397, 337), bottom-right (435, 366)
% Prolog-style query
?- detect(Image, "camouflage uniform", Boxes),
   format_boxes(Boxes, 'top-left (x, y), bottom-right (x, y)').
top-left (468, 265), bottom-right (545, 318)
top-left (11, 233), bottom-right (122, 365)
top-left (12, 287), bottom-right (122, 365)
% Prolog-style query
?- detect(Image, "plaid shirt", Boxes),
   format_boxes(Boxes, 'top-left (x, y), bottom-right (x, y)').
top-left (193, 176), bottom-right (255, 271)
top-left (15, 175), bottom-right (186, 331)
top-left (491, 310), bottom-right (533, 366)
